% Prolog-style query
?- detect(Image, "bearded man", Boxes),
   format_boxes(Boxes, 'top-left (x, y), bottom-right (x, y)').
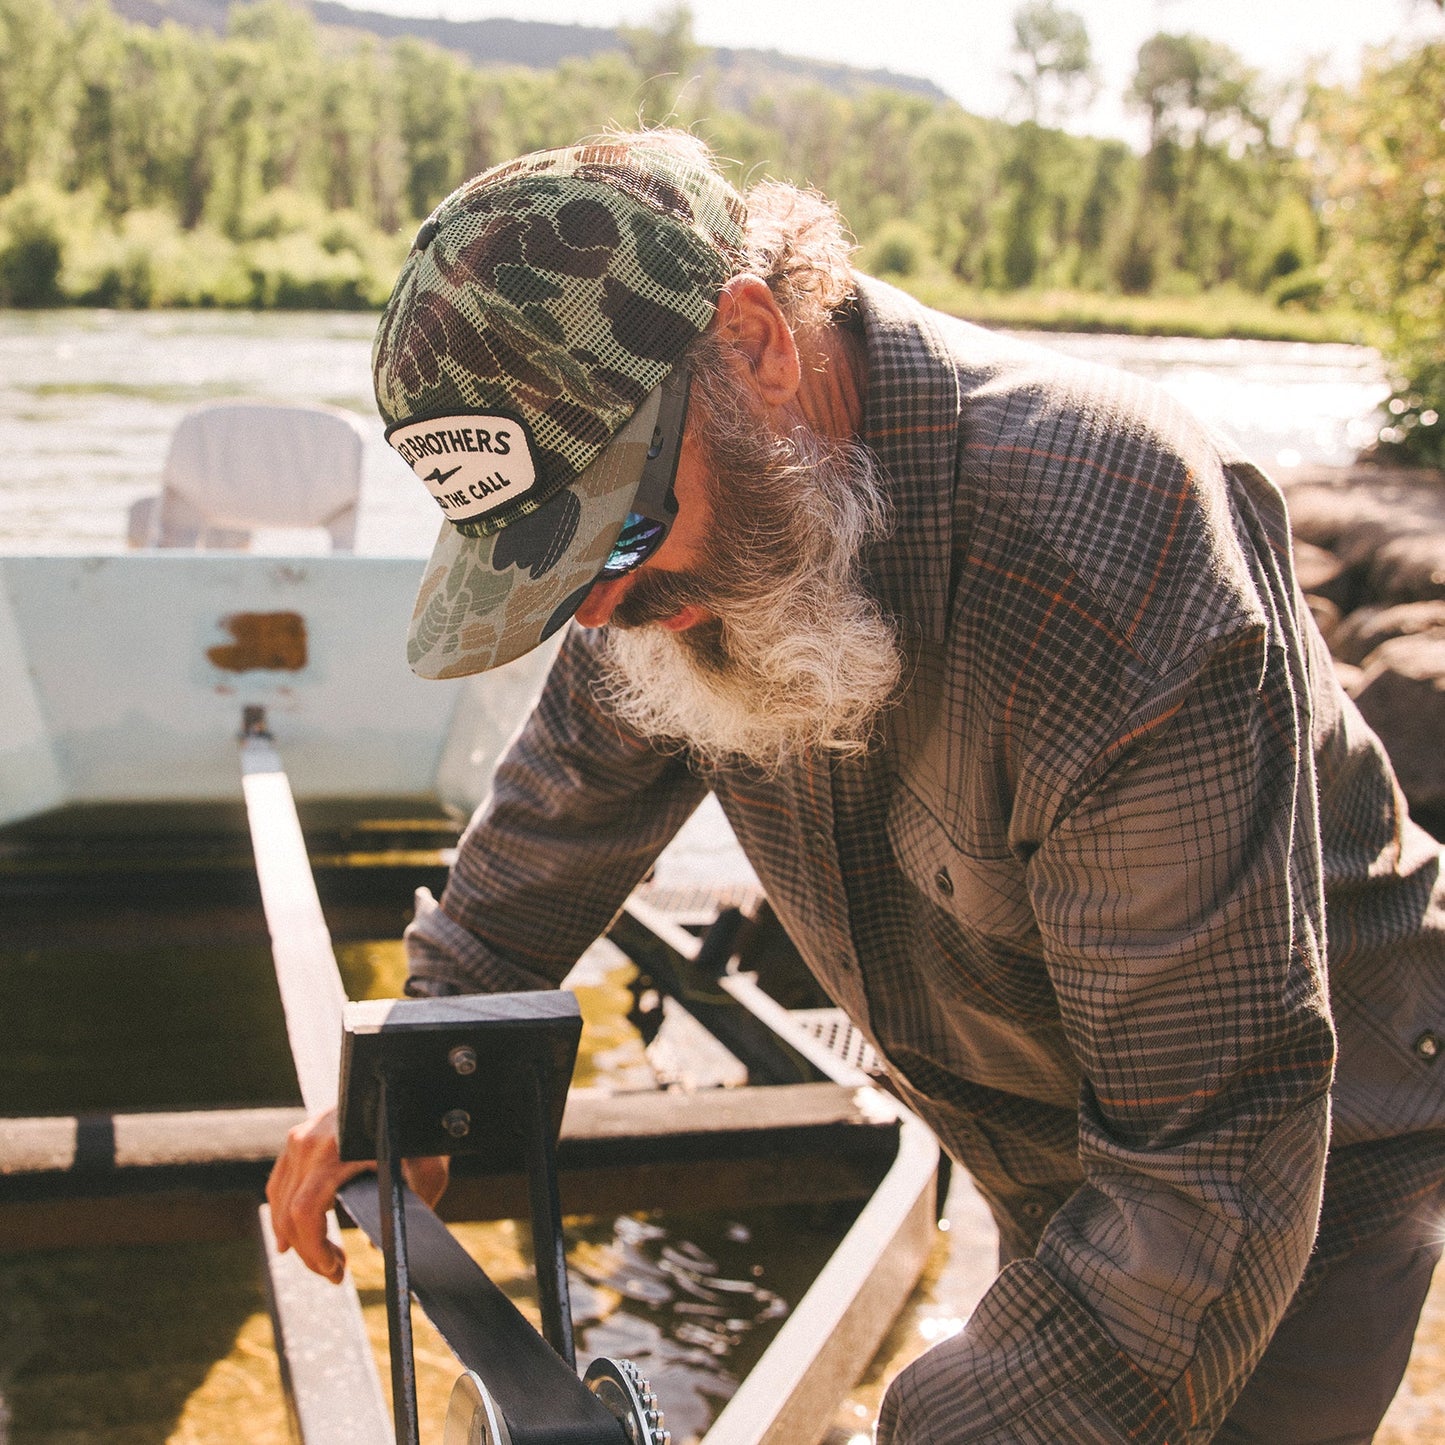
top-left (267, 131), bottom-right (1445, 1444)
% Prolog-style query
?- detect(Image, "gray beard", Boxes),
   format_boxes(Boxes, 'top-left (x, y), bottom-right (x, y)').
top-left (596, 408), bottom-right (902, 774)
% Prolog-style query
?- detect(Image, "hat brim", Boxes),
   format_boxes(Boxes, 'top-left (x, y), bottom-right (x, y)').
top-left (405, 385), bottom-right (663, 679)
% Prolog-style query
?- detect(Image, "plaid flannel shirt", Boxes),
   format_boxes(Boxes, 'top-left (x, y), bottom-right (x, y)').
top-left (406, 276), bottom-right (1445, 1442)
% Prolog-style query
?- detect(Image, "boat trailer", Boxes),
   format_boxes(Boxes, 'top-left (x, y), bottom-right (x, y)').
top-left (2, 711), bottom-right (942, 1445)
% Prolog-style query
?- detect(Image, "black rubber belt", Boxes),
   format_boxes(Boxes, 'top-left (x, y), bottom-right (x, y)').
top-left (339, 1177), bottom-right (624, 1445)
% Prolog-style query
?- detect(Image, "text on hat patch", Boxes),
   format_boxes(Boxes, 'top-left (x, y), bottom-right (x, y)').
top-left (387, 413), bottom-right (537, 523)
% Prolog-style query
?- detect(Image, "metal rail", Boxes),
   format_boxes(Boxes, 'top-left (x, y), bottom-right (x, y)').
top-left (239, 715), bottom-right (393, 1445)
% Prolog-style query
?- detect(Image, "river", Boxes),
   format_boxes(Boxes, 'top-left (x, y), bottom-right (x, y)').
top-left (0, 308), bottom-right (1389, 554)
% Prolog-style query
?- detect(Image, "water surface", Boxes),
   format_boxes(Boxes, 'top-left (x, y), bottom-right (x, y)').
top-left (0, 309), bottom-right (1389, 555)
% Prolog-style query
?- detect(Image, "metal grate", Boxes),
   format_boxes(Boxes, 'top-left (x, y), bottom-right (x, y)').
top-left (788, 1008), bottom-right (883, 1077)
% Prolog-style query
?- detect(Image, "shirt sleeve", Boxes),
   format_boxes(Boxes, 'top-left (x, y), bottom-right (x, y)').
top-left (405, 624), bottom-right (708, 995)
top-left (879, 623), bottom-right (1337, 1444)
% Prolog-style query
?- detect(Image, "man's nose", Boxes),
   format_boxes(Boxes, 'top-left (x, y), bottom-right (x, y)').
top-left (574, 576), bottom-right (627, 628)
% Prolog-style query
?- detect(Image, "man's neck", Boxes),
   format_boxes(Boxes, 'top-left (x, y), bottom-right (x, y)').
top-left (792, 323), bottom-right (867, 443)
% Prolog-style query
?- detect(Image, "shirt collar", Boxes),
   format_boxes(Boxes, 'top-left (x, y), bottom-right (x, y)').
top-left (853, 275), bottom-right (962, 647)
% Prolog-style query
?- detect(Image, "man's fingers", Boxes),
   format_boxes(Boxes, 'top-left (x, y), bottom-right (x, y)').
top-left (266, 1107), bottom-right (369, 1283)
top-left (267, 1111), bottom-right (456, 1283)
top-left (287, 1162), bottom-right (366, 1282)
top-left (266, 1138), bottom-right (300, 1251)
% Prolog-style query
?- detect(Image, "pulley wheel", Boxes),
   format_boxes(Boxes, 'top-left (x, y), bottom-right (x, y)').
top-left (583, 1356), bottom-right (670, 1445)
top-left (443, 1370), bottom-right (513, 1445)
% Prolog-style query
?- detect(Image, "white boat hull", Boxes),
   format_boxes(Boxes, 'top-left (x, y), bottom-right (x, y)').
top-left (0, 553), bottom-right (556, 829)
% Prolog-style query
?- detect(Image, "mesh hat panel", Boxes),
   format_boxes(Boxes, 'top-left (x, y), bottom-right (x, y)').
top-left (374, 144), bottom-right (745, 536)
top-left (371, 138), bottom-right (747, 678)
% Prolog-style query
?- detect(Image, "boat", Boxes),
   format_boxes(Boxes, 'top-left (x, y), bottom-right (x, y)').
top-left (0, 402), bottom-right (943, 1445)
top-left (0, 400), bottom-right (560, 835)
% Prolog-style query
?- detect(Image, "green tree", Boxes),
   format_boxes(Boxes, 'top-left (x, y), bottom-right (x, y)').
top-left (393, 38), bottom-right (472, 220)
top-left (1074, 140), bottom-right (1132, 288)
top-left (1315, 38), bottom-right (1445, 464)
top-left (0, 0), bottom-right (77, 193)
top-left (1009, 1), bottom-right (1096, 127)
top-left (1124, 32), bottom-right (1283, 290)
top-left (620, 4), bottom-right (702, 126)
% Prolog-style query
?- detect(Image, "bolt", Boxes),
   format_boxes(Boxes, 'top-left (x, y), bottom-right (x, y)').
top-left (442, 1109), bottom-right (471, 1139)
top-left (449, 1045), bottom-right (478, 1076)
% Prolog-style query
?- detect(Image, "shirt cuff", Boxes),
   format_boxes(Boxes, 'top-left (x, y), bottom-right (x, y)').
top-left (403, 886), bottom-right (563, 996)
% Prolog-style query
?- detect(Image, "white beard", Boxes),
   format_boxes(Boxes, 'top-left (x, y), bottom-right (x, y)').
top-left (601, 611), bottom-right (896, 771)
top-left (596, 394), bottom-right (902, 773)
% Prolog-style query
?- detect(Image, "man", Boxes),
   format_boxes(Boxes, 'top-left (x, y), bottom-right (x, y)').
top-left (267, 130), bottom-right (1445, 1442)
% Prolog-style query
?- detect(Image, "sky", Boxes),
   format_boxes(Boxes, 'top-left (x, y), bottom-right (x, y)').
top-left (339, 0), bottom-right (1445, 143)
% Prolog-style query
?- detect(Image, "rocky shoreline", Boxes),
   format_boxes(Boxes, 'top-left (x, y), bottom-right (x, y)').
top-left (1283, 463), bottom-right (1445, 837)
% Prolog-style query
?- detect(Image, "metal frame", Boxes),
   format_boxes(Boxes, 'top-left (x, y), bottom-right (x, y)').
top-left (240, 714), bottom-right (393, 1445)
top-left (240, 717), bottom-right (941, 1445)
top-left (336, 992), bottom-right (595, 1442)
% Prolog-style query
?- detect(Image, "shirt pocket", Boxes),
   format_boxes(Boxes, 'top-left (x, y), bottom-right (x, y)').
top-left (888, 783), bottom-right (1037, 942)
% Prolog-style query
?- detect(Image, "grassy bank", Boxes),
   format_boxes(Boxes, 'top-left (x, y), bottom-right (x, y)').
top-left (903, 277), bottom-right (1374, 345)
top-left (0, 184), bottom-right (1375, 346)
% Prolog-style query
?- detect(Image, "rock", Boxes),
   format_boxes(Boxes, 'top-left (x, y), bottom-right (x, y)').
top-left (1293, 538), bottom-right (1344, 592)
top-left (1332, 659), bottom-right (1366, 697)
top-left (1305, 593), bottom-right (1343, 647)
top-left (1286, 487), bottom-right (1393, 552)
top-left (1283, 466), bottom-right (1445, 554)
top-left (1352, 633), bottom-right (1445, 820)
top-left (1368, 532), bottom-right (1445, 606)
top-left (1293, 538), bottom-right (1362, 614)
top-left (1333, 600), bottom-right (1445, 666)
top-left (1276, 466), bottom-right (1445, 837)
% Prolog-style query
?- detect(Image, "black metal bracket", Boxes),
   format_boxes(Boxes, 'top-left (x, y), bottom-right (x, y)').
top-left (336, 991), bottom-right (623, 1445)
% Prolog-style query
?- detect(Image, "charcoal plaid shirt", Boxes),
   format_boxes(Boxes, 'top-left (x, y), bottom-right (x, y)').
top-left (406, 276), bottom-right (1445, 1442)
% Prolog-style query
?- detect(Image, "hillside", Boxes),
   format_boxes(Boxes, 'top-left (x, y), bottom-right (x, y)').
top-left (109, 0), bottom-right (951, 103)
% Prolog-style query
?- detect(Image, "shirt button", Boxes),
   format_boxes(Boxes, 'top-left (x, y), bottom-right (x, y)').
top-left (1415, 1031), bottom-right (1442, 1062)
top-left (935, 867), bottom-right (954, 897)
top-left (1020, 1200), bottom-right (1046, 1220)
top-left (809, 829), bottom-right (831, 856)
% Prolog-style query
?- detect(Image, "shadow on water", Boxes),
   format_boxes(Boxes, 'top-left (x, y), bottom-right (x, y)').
top-left (0, 1239), bottom-right (285, 1445)
top-left (0, 811), bottom-right (443, 1441)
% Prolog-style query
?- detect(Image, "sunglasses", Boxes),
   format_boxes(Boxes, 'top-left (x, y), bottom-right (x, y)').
top-left (597, 365), bottom-right (691, 581)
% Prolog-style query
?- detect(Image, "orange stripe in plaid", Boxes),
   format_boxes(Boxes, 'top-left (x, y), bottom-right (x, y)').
top-left (993, 440), bottom-right (1194, 506)
top-left (966, 553), bottom-right (1138, 654)
top-left (869, 420), bottom-right (957, 440)
top-left (1128, 477), bottom-right (1191, 637)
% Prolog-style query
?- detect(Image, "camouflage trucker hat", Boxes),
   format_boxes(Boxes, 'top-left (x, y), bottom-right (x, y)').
top-left (373, 139), bottom-right (748, 679)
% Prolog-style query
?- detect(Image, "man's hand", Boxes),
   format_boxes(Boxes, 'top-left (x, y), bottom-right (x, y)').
top-left (266, 1106), bottom-right (450, 1284)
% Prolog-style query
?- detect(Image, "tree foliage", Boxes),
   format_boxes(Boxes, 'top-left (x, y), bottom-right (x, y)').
top-left (0, 0), bottom-right (1427, 443)
top-left (1312, 38), bottom-right (1445, 464)
top-left (1010, 1), bottom-right (1096, 127)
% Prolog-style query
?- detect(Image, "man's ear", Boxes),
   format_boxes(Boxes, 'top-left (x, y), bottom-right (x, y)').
top-left (711, 274), bottom-right (801, 408)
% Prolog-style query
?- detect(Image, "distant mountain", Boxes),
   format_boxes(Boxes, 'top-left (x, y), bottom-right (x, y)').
top-left (109, 0), bottom-right (951, 105)
top-left (310, 4), bottom-right (623, 70)
top-left (110, 0), bottom-right (232, 28)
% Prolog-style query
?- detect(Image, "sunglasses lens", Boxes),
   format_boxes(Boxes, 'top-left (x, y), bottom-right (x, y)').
top-left (599, 513), bottom-right (668, 580)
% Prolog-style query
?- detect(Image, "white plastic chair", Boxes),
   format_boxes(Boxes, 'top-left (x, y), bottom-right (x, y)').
top-left (127, 402), bottom-right (367, 551)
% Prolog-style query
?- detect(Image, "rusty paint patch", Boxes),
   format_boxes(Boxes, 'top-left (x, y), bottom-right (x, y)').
top-left (207, 612), bottom-right (308, 672)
